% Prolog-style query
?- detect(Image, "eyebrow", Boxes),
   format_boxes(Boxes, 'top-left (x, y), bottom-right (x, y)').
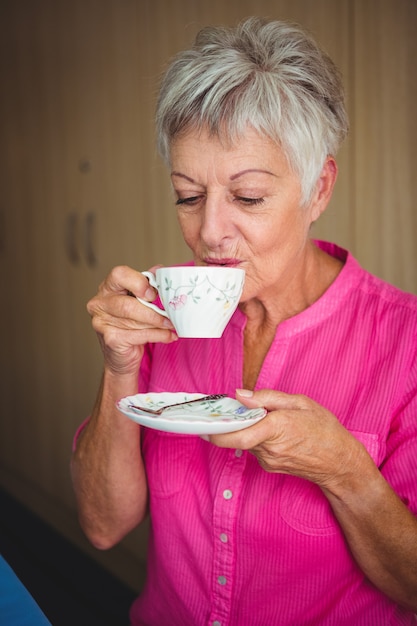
top-left (171, 172), bottom-right (196, 183)
top-left (171, 169), bottom-right (277, 183)
top-left (231, 168), bottom-right (278, 180)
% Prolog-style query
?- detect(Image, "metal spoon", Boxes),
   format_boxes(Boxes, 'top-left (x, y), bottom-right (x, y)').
top-left (128, 393), bottom-right (227, 416)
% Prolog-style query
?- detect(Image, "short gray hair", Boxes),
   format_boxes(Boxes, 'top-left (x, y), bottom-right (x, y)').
top-left (156, 17), bottom-right (349, 205)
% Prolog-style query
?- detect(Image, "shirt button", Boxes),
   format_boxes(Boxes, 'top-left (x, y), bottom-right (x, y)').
top-left (223, 489), bottom-right (233, 500)
top-left (235, 449), bottom-right (243, 457)
top-left (220, 533), bottom-right (228, 543)
top-left (213, 621), bottom-right (221, 626)
top-left (218, 575), bottom-right (227, 585)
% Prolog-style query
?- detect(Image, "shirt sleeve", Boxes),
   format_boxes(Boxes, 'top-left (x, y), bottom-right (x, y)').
top-left (380, 336), bottom-right (417, 516)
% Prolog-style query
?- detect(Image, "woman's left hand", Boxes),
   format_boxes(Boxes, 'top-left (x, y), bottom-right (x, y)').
top-left (209, 388), bottom-right (366, 492)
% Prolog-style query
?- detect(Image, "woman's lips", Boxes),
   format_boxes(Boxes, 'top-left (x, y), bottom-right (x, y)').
top-left (203, 258), bottom-right (241, 267)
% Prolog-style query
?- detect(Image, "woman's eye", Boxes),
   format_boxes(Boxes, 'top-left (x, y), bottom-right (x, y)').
top-left (175, 196), bottom-right (202, 206)
top-left (175, 194), bottom-right (265, 208)
top-left (236, 196), bottom-right (265, 206)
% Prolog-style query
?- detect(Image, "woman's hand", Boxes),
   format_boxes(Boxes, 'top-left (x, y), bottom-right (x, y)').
top-left (209, 388), bottom-right (366, 493)
top-left (210, 389), bottom-right (417, 610)
top-left (87, 265), bottom-right (178, 376)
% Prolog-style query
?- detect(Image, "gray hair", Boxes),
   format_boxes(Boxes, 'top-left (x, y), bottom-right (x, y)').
top-left (156, 17), bottom-right (349, 205)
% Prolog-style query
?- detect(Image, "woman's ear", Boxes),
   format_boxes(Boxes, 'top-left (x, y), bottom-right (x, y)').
top-left (310, 156), bottom-right (338, 222)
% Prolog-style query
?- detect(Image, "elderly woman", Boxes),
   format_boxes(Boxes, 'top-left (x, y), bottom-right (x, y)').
top-left (71, 17), bottom-right (417, 625)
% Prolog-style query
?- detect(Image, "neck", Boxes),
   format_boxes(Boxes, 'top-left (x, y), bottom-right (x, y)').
top-left (241, 244), bottom-right (343, 389)
top-left (240, 242), bottom-right (343, 328)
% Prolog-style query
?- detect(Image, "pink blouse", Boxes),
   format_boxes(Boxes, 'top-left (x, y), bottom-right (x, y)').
top-left (128, 242), bottom-right (417, 625)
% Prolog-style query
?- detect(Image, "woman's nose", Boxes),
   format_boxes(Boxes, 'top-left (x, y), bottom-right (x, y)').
top-left (200, 195), bottom-right (233, 248)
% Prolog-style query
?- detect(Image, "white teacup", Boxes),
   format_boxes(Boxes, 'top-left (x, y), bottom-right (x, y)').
top-left (138, 266), bottom-right (245, 338)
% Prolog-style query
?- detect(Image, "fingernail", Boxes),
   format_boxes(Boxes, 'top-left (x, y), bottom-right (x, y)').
top-left (163, 318), bottom-right (175, 329)
top-left (236, 388), bottom-right (253, 397)
top-left (145, 288), bottom-right (156, 300)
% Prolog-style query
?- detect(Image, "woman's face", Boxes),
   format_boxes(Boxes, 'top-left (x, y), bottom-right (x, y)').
top-left (170, 127), bottom-right (329, 304)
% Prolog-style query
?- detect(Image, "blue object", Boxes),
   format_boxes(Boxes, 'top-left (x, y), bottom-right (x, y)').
top-left (0, 554), bottom-right (51, 625)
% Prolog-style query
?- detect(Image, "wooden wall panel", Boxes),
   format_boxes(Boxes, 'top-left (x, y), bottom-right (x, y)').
top-left (352, 0), bottom-right (417, 292)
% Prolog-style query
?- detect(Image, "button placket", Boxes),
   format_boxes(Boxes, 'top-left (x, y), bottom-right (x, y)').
top-left (209, 448), bottom-right (246, 625)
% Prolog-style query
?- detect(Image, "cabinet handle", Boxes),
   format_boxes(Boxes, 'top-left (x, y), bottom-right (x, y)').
top-left (84, 211), bottom-right (97, 267)
top-left (65, 212), bottom-right (80, 265)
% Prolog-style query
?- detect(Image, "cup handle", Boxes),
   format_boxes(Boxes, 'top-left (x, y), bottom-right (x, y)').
top-left (137, 271), bottom-right (169, 319)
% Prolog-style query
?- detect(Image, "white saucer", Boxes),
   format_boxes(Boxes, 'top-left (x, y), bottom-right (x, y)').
top-left (116, 392), bottom-right (267, 435)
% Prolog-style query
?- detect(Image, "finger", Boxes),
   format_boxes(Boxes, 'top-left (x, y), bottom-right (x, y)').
top-left (100, 265), bottom-right (158, 301)
top-left (98, 324), bottom-right (178, 351)
top-left (236, 388), bottom-right (307, 411)
top-left (208, 411), bottom-right (277, 450)
top-left (89, 293), bottom-right (174, 331)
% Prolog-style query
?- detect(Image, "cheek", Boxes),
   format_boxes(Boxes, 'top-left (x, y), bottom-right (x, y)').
top-left (177, 215), bottom-right (199, 243)
top-left (244, 212), bottom-right (312, 269)
top-left (244, 223), bottom-right (283, 255)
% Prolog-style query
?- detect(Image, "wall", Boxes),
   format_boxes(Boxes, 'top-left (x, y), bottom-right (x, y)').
top-left (0, 0), bottom-right (415, 590)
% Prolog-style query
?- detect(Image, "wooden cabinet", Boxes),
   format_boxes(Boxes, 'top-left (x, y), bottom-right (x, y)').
top-left (0, 0), bottom-right (415, 592)
top-left (0, 0), bottom-right (153, 589)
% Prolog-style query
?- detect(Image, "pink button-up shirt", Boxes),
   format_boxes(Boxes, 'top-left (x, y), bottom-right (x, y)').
top-left (96, 242), bottom-right (417, 625)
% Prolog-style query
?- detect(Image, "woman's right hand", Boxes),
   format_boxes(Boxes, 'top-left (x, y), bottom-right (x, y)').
top-left (87, 265), bottom-right (177, 376)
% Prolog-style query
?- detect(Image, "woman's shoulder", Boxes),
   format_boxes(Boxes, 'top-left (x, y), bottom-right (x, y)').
top-left (357, 264), bottom-right (417, 317)
top-left (317, 240), bottom-right (417, 315)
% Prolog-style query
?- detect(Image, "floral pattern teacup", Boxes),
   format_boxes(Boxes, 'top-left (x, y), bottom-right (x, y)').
top-left (138, 266), bottom-right (245, 338)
